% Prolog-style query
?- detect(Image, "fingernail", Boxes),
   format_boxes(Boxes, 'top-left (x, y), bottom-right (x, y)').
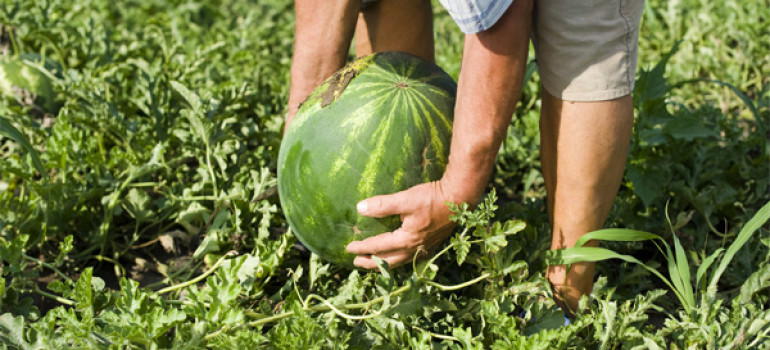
top-left (357, 200), bottom-right (368, 214)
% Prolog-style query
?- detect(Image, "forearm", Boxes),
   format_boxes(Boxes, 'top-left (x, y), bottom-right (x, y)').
top-left (442, 0), bottom-right (533, 204)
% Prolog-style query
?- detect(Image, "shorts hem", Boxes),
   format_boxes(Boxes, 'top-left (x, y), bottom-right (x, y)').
top-left (544, 85), bottom-right (634, 102)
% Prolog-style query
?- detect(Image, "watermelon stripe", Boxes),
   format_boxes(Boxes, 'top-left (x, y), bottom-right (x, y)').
top-left (357, 86), bottom-right (404, 197)
top-left (410, 88), bottom-right (453, 132)
top-left (408, 90), bottom-right (450, 168)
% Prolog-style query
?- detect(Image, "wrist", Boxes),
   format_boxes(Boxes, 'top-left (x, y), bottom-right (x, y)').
top-left (439, 131), bottom-right (502, 206)
top-left (439, 161), bottom-right (491, 207)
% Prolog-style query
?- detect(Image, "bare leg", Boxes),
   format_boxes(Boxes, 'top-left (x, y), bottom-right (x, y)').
top-left (354, 0), bottom-right (434, 62)
top-left (286, 0), bottom-right (360, 126)
top-left (540, 91), bottom-right (634, 314)
top-left (287, 0), bottom-right (435, 127)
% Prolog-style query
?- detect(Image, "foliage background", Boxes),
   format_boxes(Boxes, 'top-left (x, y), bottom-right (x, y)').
top-left (0, 0), bottom-right (768, 348)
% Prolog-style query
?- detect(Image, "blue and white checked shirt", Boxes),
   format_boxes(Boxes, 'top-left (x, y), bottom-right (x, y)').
top-left (438, 0), bottom-right (514, 34)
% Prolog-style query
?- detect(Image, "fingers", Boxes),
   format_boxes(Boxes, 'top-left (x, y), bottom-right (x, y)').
top-left (349, 182), bottom-right (452, 270)
top-left (346, 228), bottom-right (414, 255)
top-left (347, 228), bottom-right (436, 269)
top-left (351, 246), bottom-right (431, 269)
top-left (357, 190), bottom-right (414, 218)
top-left (352, 250), bottom-right (412, 269)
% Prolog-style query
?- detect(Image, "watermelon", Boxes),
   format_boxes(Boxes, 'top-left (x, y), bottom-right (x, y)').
top-left (0, 55), bottom-right (60, 113)
top-left (278, 51), bottom-right (457, 266)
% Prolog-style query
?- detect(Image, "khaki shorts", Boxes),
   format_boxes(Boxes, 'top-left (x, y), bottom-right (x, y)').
top-left (533, 0), bottom-right (645, 101)
top-left (360, 0), bottom-right (644, 101)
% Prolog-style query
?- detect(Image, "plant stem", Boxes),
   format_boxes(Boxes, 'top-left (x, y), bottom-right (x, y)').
top-left (424, 273), bottom-right (491, 291)
top-left (204, 284), bottom-right (414, 340)
top-left (411, 325), bottom-right (460, 341)
top-left (8, 28), bottom-right (19, 56)
top-left (205, 143), bottom-right (219, 199)
top-left (144, 259), bottom-right (203, 290)
top-left (155, 252), bottom-right (232, 295)
top-left (23, 254), bottom-right (73, 283)
top-left (33, 285), bottom-right (75, 306)
top-left (205, 270), bottom-right (493, 340)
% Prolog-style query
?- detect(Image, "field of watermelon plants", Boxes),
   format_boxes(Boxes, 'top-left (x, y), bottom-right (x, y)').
top-left (1, 0), bottom-right (769, 348)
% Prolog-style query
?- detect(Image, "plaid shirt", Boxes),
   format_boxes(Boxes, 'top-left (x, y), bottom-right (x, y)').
top-left (438, 0), bottom-right (514, 34)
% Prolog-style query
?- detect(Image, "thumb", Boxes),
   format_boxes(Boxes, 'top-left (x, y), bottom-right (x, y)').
top-left (357, 190), bottom-right (411, 218)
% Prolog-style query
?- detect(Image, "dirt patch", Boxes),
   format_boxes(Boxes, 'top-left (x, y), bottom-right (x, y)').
top-left (320, 69), bottom-right (358, 108)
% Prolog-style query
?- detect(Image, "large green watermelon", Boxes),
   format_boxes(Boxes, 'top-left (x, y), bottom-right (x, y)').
top-left (0, 55), bottom-right (60, 113)
top-left (278, 51), bottom-right (457, 266)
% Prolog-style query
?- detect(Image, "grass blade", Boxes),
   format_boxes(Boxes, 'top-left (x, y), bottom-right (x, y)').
top-left (709, 200), bottom-right (770, 289)
top-left (546, 247), bottom-right (688, 308)
top-left (660, 242), bottom-right (691, 310)
top-left (671, 233), bottom-right (695, 310)
top-left (574, 228), bottom-right (663, 248)
top-left (695, 248), bottom-right (724, 292)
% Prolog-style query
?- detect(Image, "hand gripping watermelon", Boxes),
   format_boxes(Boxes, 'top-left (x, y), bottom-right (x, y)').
top-left (278, 51), bottom-right (457, 266)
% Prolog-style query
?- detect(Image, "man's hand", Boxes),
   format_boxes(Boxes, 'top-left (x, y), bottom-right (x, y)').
top-left (345, 0), bottom-right (533, 270)
top-left (345, 180), bottom-right (457, 269)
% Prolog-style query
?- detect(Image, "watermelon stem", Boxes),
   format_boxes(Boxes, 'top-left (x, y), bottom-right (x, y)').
top-left (205, 268), bottom-right (492, 338)
top-left (424, 273), bottom-right (492, 291)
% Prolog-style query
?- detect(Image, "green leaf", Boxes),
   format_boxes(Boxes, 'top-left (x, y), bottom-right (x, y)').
top-left (663, 115), bottom-right (718, 141)
top-left (71, 267), bottom-right (94, 311)
top-left (176, 202), bottom-right (212, 234)
top-left (451, 233), bottom-right (471, 266)
top-left (123, 188), bottom-right (153, 222)
top-left (574, 228), bottom-right (663, 248)
top-left (47, 280), bottom-right (69, 295)
top-left (0, 313), bottom-right (29, 350)
top-left (695, 248), bottom-right (724, 291)
top-left (483, 232), bottom-right (507, 253)
top-left (184, 109), bottom-right (214, 146)
top-left (0, 116), bottom-right (45, 178)
top-left (501, 219), bottom-right (526, 236)
top-left (308, 253), bottom-right (329, 292)
top-left (328, 270), bottom-right (362, 306)
top-left (671, 233), bottom-right (695, 310)
top-left (386, 286), bottom-right (425, 317)
top-left (546, 247), bottom-right (639, 265)
top-left (546, 247), bottom-right (686, 308)
top-left (522, 308), bottom-right (569, 336)
top-left (373, 255), bottom-right (394, 293)
top-left (501, 260), bottom-right (527, 277)
top-left (626, 163), bottom-right (667, 207)
top-left (54, 235), bottom-right (74, 267)
top-left (451, 327), bottom-right (482, 350)
top-left (672, 78), bottom-right (767, 156)
top-left (661, 243), bottom-right (689, 309)
top-left (0, 235), bottom-right (27, 274)
top-left (170, 80), bottom-right (202, 112)
top-left (233, 254), bottom-right (263, 285)
top-left (740, 262), bottom-right (770, 303)
top-left (193, 228), bottom-right (226, 259)
top-left (634, 41), bottom-right (680, 108)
